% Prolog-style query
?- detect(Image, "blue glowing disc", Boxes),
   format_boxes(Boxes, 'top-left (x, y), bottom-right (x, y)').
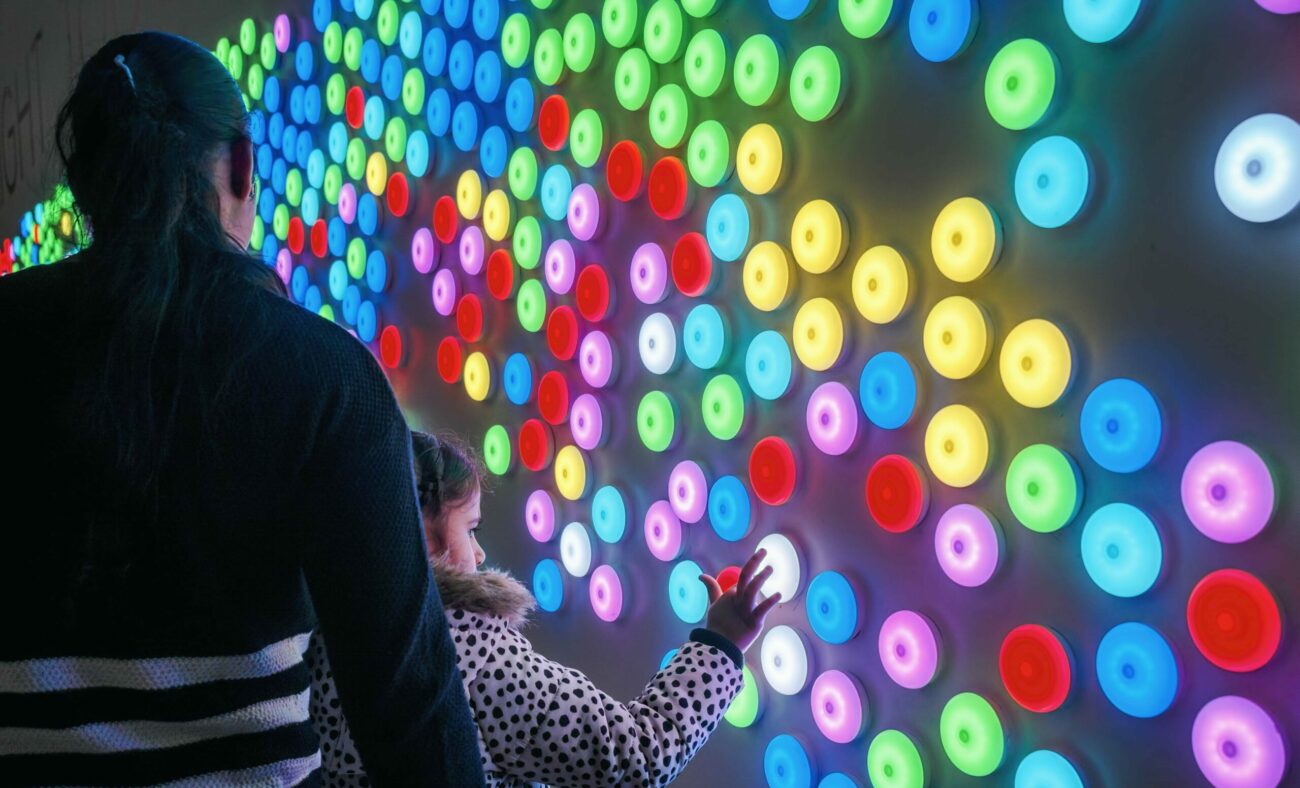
top-left (248, 110), bottom-right (265, 145)
top-left (448, 40), bottom-right (475, 91)
top-left (765, 735), bottom-right (812, 788)
top-left (474, 50), bottom-right (503, 103)
top-left (1096, 622), bottom-right (1178, 718)
top-left (268, 112), bottom-right (285, 150)
top-left (363, 95), bottom-right (386, 141)
top-left (683, 304), bottom-right (728, 370)
top-left (708, 475), bottom-right (752, 542)
top-left (659, 648), bottom-right (678, 670)
top-left (592, 485), bottom-right (628, 543)
top-left (1080, 378), bottom-right (1161, 473)
top-left (427, 89), bottom-right (452, 137)
top-left (668, 560), bottom-right (708, 624)
top-left (354, 0), bottom-right (374, 19)
top-left (271, 158), bottom-right (288, 195)
top-left (328, 260), bottom-right (349, 301)
top-left (451, 101), bottom-right (480, 152)
top-left (473, 0), bottom-right (502, 41)
top-left (328, 122), bottom-right (348, 163)
top-left (312, 0), bottom-right (332, 32)
top-left (769, 0), bottom-right (814, 20)
top-left (746, 330), bottom-right (794, 401)
top-left (307, 150), bottom-right (325, 189)
top-left (406, 130), bottom-right (431, 178)
top-left (295, 133), bottom-right (314, 171)
top-left (282, 126), bottom-right (299, 163)
top-left (304, 85), bottom-right (322, 125)
top-left (444, 0), bottom-right (469, 28)
top-left (540, 165), bottom-right (574, 222)
top-left (1015, 750), bottom-right (1084, 788)
top-left (360, 38), bottom-right (382, 84)
top-left (257, 146), bottom-right (274, 186)
top-left (818, 775), bottom-right (859, 788)
top-left (806, 570), bottom-right (858, 645)
top-left (705, 193), bottom-right (751, 262)
top-left (423, 28), bottom-right (448, 76)
top-left (380, 54), bottom-right (404, 101)
top-left (356, 300), bottom-right (378, 343)
top-left (327, 218), bottom-right (346, 257)
top-left (1015, 135), bottom-right (1090, 229)
top-left (909, 0), bottom-right (978, 63)
top-left (302, 285), bottom-right (321, 314)
top-left (399, 11), bottom-right (424, 59)
top-left (859, 351), bottom-right (918, 430)
top-left (289, 85), bottom-right (306, 126)
top-left (342, 284), bottom-right (361, 325)
top-left (294, 41), bottom-right (315, 81)
top-left (357, 193), bottom-right (380, 236)
top-left (503, 352), bottom-right (534, 405)
top-left (480, 126), bottom-right (509, 179)
top-left (421, 0), bottom-right (441, 13)
top-left (263, 77), bottom-right (281, 114)
top-left (533, 558), bottom-right (564, 612)
top-left (301, 188), bottom-right (320, 225)
top-left (290, 265), bottom-right (309, 303)
top-left (365, 250), bottom-right (389, 294)
top-left (1081, 503), bottom-right (1162, 598)
top-left (505, 78), bottom-right (536, 132)
top-left (1064, 0), bottom-right (1142, 44)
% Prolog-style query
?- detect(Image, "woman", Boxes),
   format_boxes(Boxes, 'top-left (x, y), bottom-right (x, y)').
top-left (310, 433), bottom-right (780, 787)
top-left (0, 33), bottom-right (482, 785)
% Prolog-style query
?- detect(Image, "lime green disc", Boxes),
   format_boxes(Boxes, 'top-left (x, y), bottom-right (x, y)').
top-left (345, 138), bottom-right (367, 181)
top-left (272, 204), bottom-right (290, 241)
top-left (326, 73), bottom-right (347, 115)
top-left (343, 27), bottom-right (364, 72)
top-left (685, 29), bottom-right (727, 98)
top-left (534, 28), bottom-right (565, 86)
top-left (385, 117), bottom-right (408, 163)
top-left (867, 729), bottom-right (925, 788)
top-left (734, 34), bottom-right (781, 106)
top-left (602, 0), bottom-right (639, 48)
top-left (227, 46), bottom-right (244, 80)
top-left (702, 374), bottom-right (744, 440)
top-left (323, 22), bottom-right (343, 64)
top-left (644, 0), bottom-right (685, 64)
top-left (376, 0), bottom-right (400, 46)
top-left (483, 425), bottom-right (512, 476)
top-left (840, 0), bottom-right (894, 38)
top-left (517, 279), bottom-right (547, 332)
top-left (985, 39), bottom-right (1057, 131)
top-left (514, 216), bottom-right (543, 269)
top-left (1006, 444), bottom-right (1082, 533)
top-left (402, 69), bottom-right (426, 116)
top-left (260, 32), bottom-right (278, 70)
top-left (508, 147), bottom-right (539, 201)
top-left (563, 13), bottom-right (597, 72)
top-left (940, 693), bottom-right (1005, 777)
top-left (570, 109), bottom-right (605, 168)
top-left (637, 391), bottom-right (677, 452)
top-left (531, 0), bottom-right (555, 7)
top-left (682, 0), bottom-right (721, 17)
top-left (249, 216), bottom-right (265, 251)
top-left (615, 48), bottom-right (655, 111)
top-left (318, 304), bottom-right (335, 323)
top-left (686, 120), bottom-right (731, 187)
top-left (215, 37), bottom-right (230, 64)
top-left (790, 45), bottom-right (843, 122)
top-left (239, 18), bottom-right (257, 55)
top-left (323, 165), bottom-right (343, 204)
top-left (246, 64), bottom-right (264, 101)
top-left (502, 13), bottom-right (532, 68)
top-left (346, 237), bottom-right (367, 279)
top-left (649, 84), bottom-right (689, 149)
top-left (724, 666), bottom-right (760, 726)
top-left (285, 169), bottom-right (303, 207)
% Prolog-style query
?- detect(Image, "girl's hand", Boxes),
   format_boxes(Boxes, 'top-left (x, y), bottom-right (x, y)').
top-left (699, 549), bottom-right (782, 654)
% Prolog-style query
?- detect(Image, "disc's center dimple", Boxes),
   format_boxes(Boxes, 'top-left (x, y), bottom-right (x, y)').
top-left (1106, 418), bottom-right (1121, 434)
top-left (1038, 173), bottom-right (1051, 190)
top-left (1107, 544), bottom-right (1121, 559)
top-left (1222, 740), bottom-right (1239, 759)
top-left (1021, 356), bottom-right (1034, 371)
top-left (1211, 483), bottom-right (1228, 502)
top-left (1006, 75), bottom-right (1019, 92)
top-left (927, 10), bottom-right (939, 25)
top-left (953, 539), bottom-right (965, 554)
top-left (1246, 158), bottom-right (1263, 178)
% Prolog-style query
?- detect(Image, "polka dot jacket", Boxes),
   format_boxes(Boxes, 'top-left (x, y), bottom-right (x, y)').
top-left (308, 564), bottom-right (745, 787)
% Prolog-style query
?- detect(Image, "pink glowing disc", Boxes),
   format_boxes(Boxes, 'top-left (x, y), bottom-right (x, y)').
top-left (1192, 696), bottom-right (1287, 788)
top-left (934, 504), bottom-right (1002, 587)
top-left (810, 670), bottom-right (866, 744)
top-left (525, 489), bottom-right (556, 542)
top-left (630, 242), bottom-right (669, 305)
top-left (567, 183), bottom-right (602, 241)
top-left (806, 381), bottom-right (859, 456)
top-left (411, 227), bottom-right (439, 274)
top-left (432, 268), bottom-right (458, 316)
top-left (668, 461), bottom-right (709, 524)
top-left (589, 564), bottom-right (625, 623)
top-left (459, 225), bottom-right (485, 275)
top-left (570, 394), bottom-right (606, 451)
top-left (645, 499), bottom-right (684, 561)
top-left (1181, 441), bottom-right (1275, 544)
top-left (879, 610), bottom-right (941, 689)
top-left (579, 331), bottom-right (616, 389)
top-left (545, 239), bottom-right (577, 295)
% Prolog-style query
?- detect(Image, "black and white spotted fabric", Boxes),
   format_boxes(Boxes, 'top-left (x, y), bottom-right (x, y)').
top-left (308, 611), bottom-right (744, 787)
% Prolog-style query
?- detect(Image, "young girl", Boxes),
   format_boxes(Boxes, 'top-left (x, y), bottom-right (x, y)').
top-left (308, 431), bottom-right (780, 787)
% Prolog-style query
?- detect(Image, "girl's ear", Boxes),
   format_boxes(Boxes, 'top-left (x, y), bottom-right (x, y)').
top-left (229, 137), bottom-right (254, 201)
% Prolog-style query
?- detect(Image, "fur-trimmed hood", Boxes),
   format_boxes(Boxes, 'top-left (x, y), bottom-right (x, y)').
top-left (431, 560), bottom-right (536, 628)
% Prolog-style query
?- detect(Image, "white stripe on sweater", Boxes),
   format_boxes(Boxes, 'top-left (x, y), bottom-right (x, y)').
top-left (154, 752), bottom-right (323, 787)
top-left (0, 687), bottom-right (311, 756)
top-left (0, 632), bottom-right (312, 693)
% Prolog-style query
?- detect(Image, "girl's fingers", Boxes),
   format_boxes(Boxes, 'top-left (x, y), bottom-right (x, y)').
top-left (752, 592), bottom-right (782, 620)
top-left (742, 565), bottom-right (774, 608)
top-left (699, 573), bottom-right (723, 605)
top-left (736, 548), bottom-right (767, 591)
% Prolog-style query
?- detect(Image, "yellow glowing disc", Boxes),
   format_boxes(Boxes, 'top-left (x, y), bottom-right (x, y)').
top-left (736, 123), bottom-right (784, 195)
top-left (851, 245), bottom-right (910, 324)
top-left (482, 189), bottom-right (513, 242)
top-left (457, 169), bottom-right (483, 220)
top-left (791, 199), bottom-right (847, 274)
top-left (999, 319), bottom-right (1073, 408)
top-left (464, 351), bottom-right (492, 401)
top-left (931, 197), bottom-right (1002, 283)
top-left (743, 241), bottom-right (793, 312)
top-left (792, 297), bottom-right (845, 372)
top-left (554, 445), bottom-right (590, 501)
top-left (365, 152), bottom-right (388, 196)
top-left (924, 404), bottom-right (990, 488)
top-left (923, 296), bottom-right (991, 380)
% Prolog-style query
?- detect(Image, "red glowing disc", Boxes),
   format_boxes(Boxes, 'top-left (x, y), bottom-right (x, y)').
top-left (1187, 569), bottom-right (1281, 673)
top-left (344, 86), bottom-right (365, 129)
top-left (309, 219), bottom-right (328, 258)
top-left (671, 232), bottom-right (713, 297)
top-left (486, 249), bottom-right (515, 301)
top-left (537, 371), bottom-right (570, 426)
top-left (866, 455), bottom-right (928, 533)
top-left (433, 196), bottom-right (458, 244)
top-left (386, 172), bottom-right (409, 217)
top-left (436, 336), bottom-right (463, 384)
top-left (538, 95), bottom-right (570, 151)
top-left (286, 217), bottom-right (305, 254)
top-left (456, 294), bottom-right (484, 342)
top-left (518, 418), bottom-right (554, 472)
top-left (749, 436), bottom-right (797, 506)
top-left (576, 264), bottom-right (611, 322)
top-left (717, 565), bottom-right (742, 593)
top-left (379, 325), bottom-right (403, 369)
top-left (1000, 624), bottom-right (1073, 713)
top-left (606, 140), bottom-right (644, 202)
top-left (648, 157), bottom-right (689, 220)
top-left (546, 305), bottom-right (579, 361)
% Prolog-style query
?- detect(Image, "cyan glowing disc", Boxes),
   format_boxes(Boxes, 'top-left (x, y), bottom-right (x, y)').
top-left (533, 558), bottom-right (564, 612)
top-left (859, 351), bottom-right (918, 430)
top-left (806, 570), bottom-right (858, 645)
top-left (1080, 378), bottom-right (1161, 473)
top-left (668, 559), bottom-right (708, 623)
top-left (765, 735), bottom-right (812, 788)
top-left (592, 484), bottom-right (628, 543)
top-left (1096, 622), bottom-right (1178, 718)
top-left (909, 0), bottom-right (977, 62)
top-left (708, 475), bottom-right (752, 542)
top-left (1081, 503), bottom-right (1162, 598)
top-left (706, 194), bottom-right (751, 262)
top-left (1014, 135), bottom-right (1090, 229)
top-left (540, 165), bottom-right (574, 222)
top-left (746, 330), bottom-right (794, 401)
top-left (503, 352), bottom-right (534, 405)
top-left (683, 304), bottom-right (728, 370)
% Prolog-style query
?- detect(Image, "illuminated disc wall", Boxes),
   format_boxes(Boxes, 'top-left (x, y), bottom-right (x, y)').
top-left (7, 1), bottom-right (1300, 786)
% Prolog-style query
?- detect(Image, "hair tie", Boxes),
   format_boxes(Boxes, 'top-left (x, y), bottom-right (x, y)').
top-left (113, 54), bottom-right (137, 91)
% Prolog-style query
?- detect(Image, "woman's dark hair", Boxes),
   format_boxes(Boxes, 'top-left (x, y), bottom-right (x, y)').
top-left (411, 431), bottom-right (485, 528)
top-left (55, 33), bottom-right (283, 592)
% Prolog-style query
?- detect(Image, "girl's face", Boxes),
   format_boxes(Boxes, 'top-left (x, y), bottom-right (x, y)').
top-left (427, 488), bottom-right (485, 573)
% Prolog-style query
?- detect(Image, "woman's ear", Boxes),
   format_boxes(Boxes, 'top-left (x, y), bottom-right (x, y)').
top-left (229, 137), bottom-right (254, 201)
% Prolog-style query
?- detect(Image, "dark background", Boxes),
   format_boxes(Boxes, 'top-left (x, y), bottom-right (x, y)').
top-left (4, 0), bottom-right (1298, 785)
